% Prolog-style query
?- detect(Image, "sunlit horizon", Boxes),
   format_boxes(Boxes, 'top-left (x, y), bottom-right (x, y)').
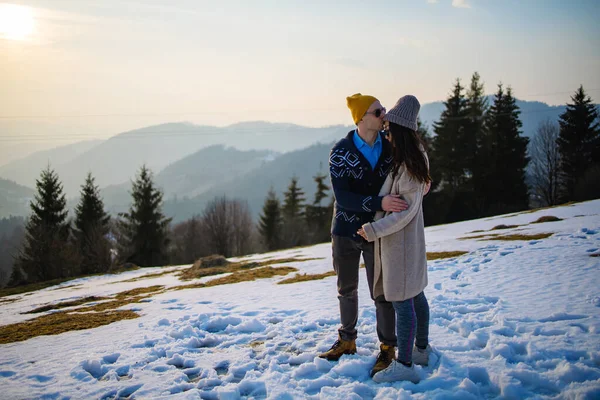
top-left (0, 0), bottom-right (598, 163)
top-left (0, 3), bottom-right (34, 40)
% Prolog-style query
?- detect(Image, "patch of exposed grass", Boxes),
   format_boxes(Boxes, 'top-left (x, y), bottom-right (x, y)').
top-left (531, 215), bottom-right (562, 224)
top-left (278, 271), bottom-right (336, 285)
top-left (458, 233), bottom-right (501, 240)
top-left (0, 310), bottom-right (139, 344)
top-left (482, 233), bottom-right (553, 241)
top-left (0, 264), bottom-right (140, 299)
top-left (590, 253), bottom-right (600, 258)
top-left (23, 296), bottom-right (109, 314)
top-left (178, 256), bottom-right (321, 281)
top-left (0, 297), bottom-right (19, 305)
top-left (0, 278), bottom-right (78, 299)
top-left (71, 286), bottom-right (165, 313)
top-left (51, 284), bottom-right (82, 291)
top-left (205, 266), bottom-right (298, 286)
top-left (518, 202), bottom-right (576, 214)
top-left (114, 285), bottom-right (165, 299)
top-left (492, 224), bottom-right (521, 230)
top-left (427, 251), bottom-right (469, 260)
top-left (468, 230), bottom-right (485, 233)
top-left (121, 271), bottom-right (174, 283)
top-left (174, 266), bottom-right (298, 291)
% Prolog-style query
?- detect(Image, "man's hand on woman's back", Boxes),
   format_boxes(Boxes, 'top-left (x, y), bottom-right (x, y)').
top-left (382, 195), bottom-right (409, 212)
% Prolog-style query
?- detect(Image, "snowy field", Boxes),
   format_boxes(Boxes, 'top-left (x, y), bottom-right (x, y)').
top-left (1, 200), bottom-right (599, 399)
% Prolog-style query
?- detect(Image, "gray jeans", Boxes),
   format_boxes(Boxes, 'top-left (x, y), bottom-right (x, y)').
top-left (332, 235), bottom-right (397, 346)
top-left (392, 291), bottom-right (430, 364)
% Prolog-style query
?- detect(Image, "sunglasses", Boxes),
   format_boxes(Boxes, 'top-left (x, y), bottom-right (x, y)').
top-left (365, 107), bottom-right (386, 118)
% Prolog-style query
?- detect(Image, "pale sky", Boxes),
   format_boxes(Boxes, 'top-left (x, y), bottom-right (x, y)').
top-left (1, 0), bottom-right (599, 150)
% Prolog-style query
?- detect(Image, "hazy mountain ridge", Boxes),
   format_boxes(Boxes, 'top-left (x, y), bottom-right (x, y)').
top-left (1, 98), bottom-right (597, 220)
top-left (0, 178), bottom-right (35, 219)
top-left (0, 122), bottom-right (350, 198)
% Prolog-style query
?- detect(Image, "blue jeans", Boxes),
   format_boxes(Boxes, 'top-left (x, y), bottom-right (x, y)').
top-left (392, 291), bottom-right (430, 364)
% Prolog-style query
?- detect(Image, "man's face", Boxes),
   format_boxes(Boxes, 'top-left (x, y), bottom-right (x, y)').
top-left (361, 101), bottom-right (386, 131)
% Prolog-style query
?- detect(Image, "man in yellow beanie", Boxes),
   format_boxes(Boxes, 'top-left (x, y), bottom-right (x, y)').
top-left (319, 93), bottom-right (408, 377)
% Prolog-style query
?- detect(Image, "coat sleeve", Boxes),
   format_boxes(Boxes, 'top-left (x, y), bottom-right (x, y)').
top-left (362, 175), bottom-right (424, 241)
top-left (329, 149), bottom-right (383, 213)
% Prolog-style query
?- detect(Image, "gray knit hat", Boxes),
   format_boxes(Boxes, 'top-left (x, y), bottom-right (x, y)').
top-left (384, 95), bottom-right (420, 131)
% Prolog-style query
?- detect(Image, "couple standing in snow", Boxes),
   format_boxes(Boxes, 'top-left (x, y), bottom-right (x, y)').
top-left (319, 94), bottom-right (432, 383)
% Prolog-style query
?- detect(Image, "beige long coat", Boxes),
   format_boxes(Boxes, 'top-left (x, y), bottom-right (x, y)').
top-left (362, 159), bottom-right (428, 302)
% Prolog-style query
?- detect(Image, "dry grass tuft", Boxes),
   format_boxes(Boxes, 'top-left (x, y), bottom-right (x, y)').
top-left (0, 264), bottom-right (140, 299)
top-left (0, 310), bottom-right (139, 344)
top-left (178, 256), bottom-right (321, 281)
top-left (458, 233), bottom-right (501, 240)
top-left (531, 215), bottom-right (562, 224)
top-left (205, 266), bottom-right (298, 287)
top-left (492, 224), bottom-right (520, 230)
top-left (23, 296), bottom-right (110, 314)
top-left (278, 271), bottom-right (336, 285)
top-left (174, 266), bottom-right (298, 291)
top-left (121, 270), bottom-right (175, 283)
top-left (590, 253), bottom-right (600, 258)
top-left (0, 297), bottom-right (19, 305)
top-left (71, 286), bottom-right (166, 313)
top-left (0, 278), bottom-right (78, 299)
top-left (50, 284), bottom-right (82, 291)
top-left (114, 285), bottom-right (164, 299)
top-left (517, 202), bottom-right (576, 215)
top-left (427, 251), bottom-right (469, 260)
top-left (482, 232), bottom-right (553, 241)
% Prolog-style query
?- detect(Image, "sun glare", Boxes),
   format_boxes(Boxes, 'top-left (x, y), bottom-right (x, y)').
top-left (0, 4), bottom-right (34, 40)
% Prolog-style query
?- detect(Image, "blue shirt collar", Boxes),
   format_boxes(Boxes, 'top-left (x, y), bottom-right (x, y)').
top-left (353, 129), bottom-right (381, 149)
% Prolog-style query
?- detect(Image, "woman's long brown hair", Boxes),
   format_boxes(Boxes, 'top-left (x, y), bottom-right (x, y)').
top-left (388, 122), bottom-right (431, 184)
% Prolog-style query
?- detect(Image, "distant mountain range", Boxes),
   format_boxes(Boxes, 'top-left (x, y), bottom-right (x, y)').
top-left (1, 98), bottom-right (597, 221)
top-left (417, 97), bottom-right (569, 138)
top-left (0, 122), bottom-right (346, 198)
top-left (0, 178), bottom-right (35, 219)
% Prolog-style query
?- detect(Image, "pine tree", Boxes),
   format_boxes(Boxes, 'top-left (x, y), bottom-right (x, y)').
top-left (74, 173), bottom-right (111, 274)
top-left (117, 165), bottom-right (172, 267)
top-left (282, 177), bottom-right (306, 220)
top-left (11, 166), bottom-right (78, 284)
top-left (485, 85), bottom-right (530, 214)
top-left (465, 72), bottom-right (490, 214)
top-left (465, 72), bottom-right (488, 188)
top-left (432, 79), bottom-right (469, 191)
top-left (417, 117), bottom-right (433, 151)
top-left (258, 188), bottom-right (282, 251)
top-left (557, 85), bottom-right (600, 201)
top-left (281, 177), bottom-right (306, 247)
top-left (305, 170), bottom-right (333, 244)
top-left (429, 79), bottom-right (473, 223)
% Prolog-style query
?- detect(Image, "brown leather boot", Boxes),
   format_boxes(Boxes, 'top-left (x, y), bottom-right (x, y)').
top-left (318, 335), bottom-right (357, 361)
top-left (370, 343), bottom-right (396, 377)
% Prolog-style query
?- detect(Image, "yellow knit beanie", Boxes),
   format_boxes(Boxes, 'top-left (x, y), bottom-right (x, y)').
top-left (346, 93), bottom-right (378, 125)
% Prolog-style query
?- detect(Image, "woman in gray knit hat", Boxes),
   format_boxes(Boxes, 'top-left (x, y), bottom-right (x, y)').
top-left (358, 95), bottom-right (434, 383)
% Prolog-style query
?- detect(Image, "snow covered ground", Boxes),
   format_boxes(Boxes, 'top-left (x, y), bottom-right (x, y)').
top-left (1, 200), bottom-right (599, 399)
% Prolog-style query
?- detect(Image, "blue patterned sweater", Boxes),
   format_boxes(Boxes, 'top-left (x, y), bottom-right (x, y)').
top-left (329, 130), bottom-right (393, 239)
